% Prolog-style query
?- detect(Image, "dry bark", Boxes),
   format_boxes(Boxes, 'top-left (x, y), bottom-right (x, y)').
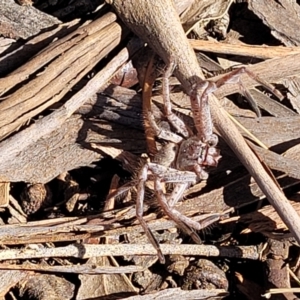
top-left (263, 239), bottom-right (294, 300)
top-left (0, 263), bottom-right (143, 274)
top-left (0, 38), bottom-right (143, 183)
top-left (0, 19), bottom-right (82, 76)
top-left (0, 0), bottom-right (60, 39)
top-left (0, 14), bottom-right (121, 140)
top-left (77, 256), bottom-right (138, 299)
top-left (19, 274), bottom-right (75, 300)
top-left (190, 39), bottom-right (300, 59)
top-left (248, 0), bottom-right (300, 46)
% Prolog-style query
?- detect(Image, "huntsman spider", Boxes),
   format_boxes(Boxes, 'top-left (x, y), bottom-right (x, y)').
top-left (136, 61), bottom-right (283, 263)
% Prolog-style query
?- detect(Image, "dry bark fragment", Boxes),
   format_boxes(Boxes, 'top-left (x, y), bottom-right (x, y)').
top-left (0, 113), bottom-right (145, 183)
top-left (0, 39), bottom-right (143, 183)
top-left (0, 182), bottom-right (9, 207)
top-left (283, 76), bottom-right (300, 113)
top-left (248, 143), bottom-right (300, 181)
top-left (0, 14), bottom-right (115, 94)
top-left (0, 263), bottom-right (143, 274)
top-left (264, 239), bottom-right (294, 300)
top-left (0, 18), bottom-right (122, 140)
top-left (248, 0), bottom-right (300, 46)
top-left (0, 0), bottom-right (60, 39)
top-left (77, 256), bottom-right (137, 299)
top-left (0, 116), bottom-right (102, 183)
top-left (236, 116), bottom-right (300, 149)
top-left (19, 273), bottom-right (75, 300)
top-left (0, 19), bottom-right (82, 76)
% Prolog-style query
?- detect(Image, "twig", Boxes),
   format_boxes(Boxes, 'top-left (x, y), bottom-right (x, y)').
top-left (190, 39), bottom-right (300, 59)
top-left (0, 264), bottom-right (143, 274)
top-left (0, 243), bottom-right (259, 260)
top-left (123, 287), bottom-right (228, 300)
top-left (262, 288), bottom-right (300, 299)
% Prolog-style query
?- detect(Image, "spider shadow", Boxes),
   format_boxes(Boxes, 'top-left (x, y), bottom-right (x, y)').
top-left (76, 83), bottom-right (147, 157)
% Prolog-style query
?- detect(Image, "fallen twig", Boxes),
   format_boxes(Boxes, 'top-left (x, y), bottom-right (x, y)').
top-left (190, 39), bottom-right (300, 59)
top-left (0, 243), bottom-right (260, 260)
top-left (124, 287), bottom-right (228, 300)
top-left (0, 264), bottom-right (143, 274)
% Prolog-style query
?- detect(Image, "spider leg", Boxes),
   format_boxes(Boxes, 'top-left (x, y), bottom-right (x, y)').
top-left (162, 61), bottom-right (192, 138)
top-left (166, 182), bottom-right (188, 207)
top-left (148, 162), bottom-right (197, 183)
top-left (190, 83), bottom-right (218, 145)
top-left (105, 179), bottom-right (139, 203)
top-left (211, 67), bottom-right (283, 117)
top-left (191, 66), bottom-right (283, 140)
top-left (136, 163), bottom-right (197, 263)
top-left (136, 163), bottom-right (165, 263)
top-left (155, 179), bottom-right (221, 232)
top-left (154, 178), bottom-right (202, 244)
top-left (155, 179), bottom-right (222, 243)
top-left (145, 108), bottom-right (183, 143)
top-left (214, 67), bottom-right (283, 100)
top-left (238, 79), bottom-right (261, 117)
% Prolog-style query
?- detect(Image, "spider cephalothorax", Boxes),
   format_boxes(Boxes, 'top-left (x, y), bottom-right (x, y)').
top-left (175, 136), bottom-right (221, 180)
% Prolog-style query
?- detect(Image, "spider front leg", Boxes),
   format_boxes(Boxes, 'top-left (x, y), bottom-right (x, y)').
top-left (200, 67), bottom-right (283, 119)
top-left (136, 161), bottom-right (199, 263)
top-left (162, 61), bottom-right (192, 138)
top-left (136, 162), bottom-right (165, 264)
top-left (191, 66), bottom-right (283, 141)
top-left (190, 81), bottom-right (218, 146)
top-left (212, 67), bottom-right (283, 101)
top-left (155, 179), bottom-right (222, 242)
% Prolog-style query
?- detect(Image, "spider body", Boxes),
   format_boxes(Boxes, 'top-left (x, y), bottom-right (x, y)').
top-left (175, 136), bottom-right (220, 180)
top-left (136, 61), bottom-right (282, 263)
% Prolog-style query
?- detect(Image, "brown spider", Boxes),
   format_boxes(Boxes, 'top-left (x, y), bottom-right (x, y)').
top-left (136, 61), bottom-right (283, 263)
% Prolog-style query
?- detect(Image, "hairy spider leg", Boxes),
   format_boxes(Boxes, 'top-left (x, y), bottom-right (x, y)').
top-left (162, 61), bottom-right (191, 138)
top-left (206, 67), bottom-right (283, 117)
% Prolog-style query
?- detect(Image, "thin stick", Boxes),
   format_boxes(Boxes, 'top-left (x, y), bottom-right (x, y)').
top-left (226, 112), bottom-right (269, 149)
top-left (0, 243), bottom-right (259, 260)
top-left (0, 264), bottom-right (143, 274)
top-left (190, 39), bottom-right (300, 59)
